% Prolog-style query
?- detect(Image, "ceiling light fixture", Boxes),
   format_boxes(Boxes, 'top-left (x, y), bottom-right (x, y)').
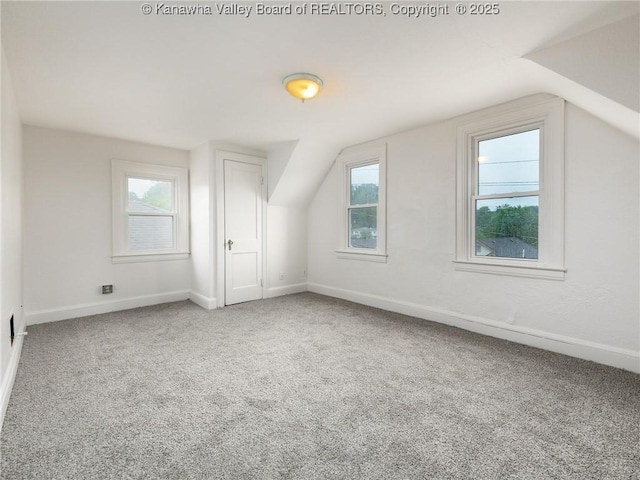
top-left (283, 73), bottom-right (323, 102)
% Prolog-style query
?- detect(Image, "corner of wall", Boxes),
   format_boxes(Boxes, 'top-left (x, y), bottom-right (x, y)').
top-left (0, 333), bottom-right (25, 430)
top-left (267, 283), bottom-right (308, 299)
top-left (189, 291), bottom-right (217, 310)
top-left (0, 45), bottom-right (25, 431)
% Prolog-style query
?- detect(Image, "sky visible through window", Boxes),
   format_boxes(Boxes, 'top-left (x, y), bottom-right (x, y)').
top-left (128, 178), bottom-right (161, 198)
top-left (350, 163), bottom-right (379, 191)
top-left (477, 129), bottom-right (539, 209)
top-left (128, 177), bottom-right (173, 213)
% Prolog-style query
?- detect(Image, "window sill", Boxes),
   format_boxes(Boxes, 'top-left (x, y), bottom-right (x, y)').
top-left (112, 252), bottom-right (190, 264)
top-left (335, 249), bottom-right (388, 263)
top-left (453, 260), bottom-right (565, 280)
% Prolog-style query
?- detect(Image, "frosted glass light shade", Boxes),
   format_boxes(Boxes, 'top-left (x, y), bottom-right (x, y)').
top-left (283, 73), bottom-right (323, 101)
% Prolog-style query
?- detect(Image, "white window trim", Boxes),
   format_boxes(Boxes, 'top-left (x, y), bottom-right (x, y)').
top-left (335, 143), bottom-right (387, 262)
top-left (112, 160), bottom-right (189, 263)
top-left (454, 97), bottom-right (565, 280)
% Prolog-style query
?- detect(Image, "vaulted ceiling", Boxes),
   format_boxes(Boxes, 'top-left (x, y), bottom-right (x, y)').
top-left (2, 1), bottom-right (638, 205)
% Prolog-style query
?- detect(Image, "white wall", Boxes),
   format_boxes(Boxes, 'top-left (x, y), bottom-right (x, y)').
top-left (0, 47), bottom-right (24, 428)
top-left (308, 99), bottom-right (639, 372)
top-left (189, 142), bottom-right (215, 308)
top-left (267, 140), bottom-right (298, 201)
top-left (266, 205), bottom-right (308, 297)
top-left (23, 127), bottom-right (191, 324)
top-left (265, 144), bottom-right (309, 297)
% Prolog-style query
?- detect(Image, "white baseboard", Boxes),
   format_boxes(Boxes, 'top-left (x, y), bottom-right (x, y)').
top-left (308, 283), bottom-right (640, 373)
top-left (25, 290), bottom-right (191, 325)
top-left (267, 283), bottom-right (308, 298)
top-left (189, 291), bottom-right (217, 310)
top-left (0, 329), bottom-right (26, 431)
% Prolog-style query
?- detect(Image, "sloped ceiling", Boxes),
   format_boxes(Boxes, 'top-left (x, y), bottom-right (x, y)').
top-left (526, 14), bottom-right (639, 113)
top-left (2, 1), bottom-right (638, 206)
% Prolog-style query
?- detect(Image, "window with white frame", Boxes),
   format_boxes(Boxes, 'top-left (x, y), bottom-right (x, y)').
top-left (112, 160), bottom-right (189, 262)
top-left (455, 97), bottom-right (565, 280)
top-left (336, 143), bottom-right (387, 262)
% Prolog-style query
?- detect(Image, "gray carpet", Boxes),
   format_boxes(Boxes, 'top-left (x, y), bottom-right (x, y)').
top-left (1, 293), bottom-right (638, 479)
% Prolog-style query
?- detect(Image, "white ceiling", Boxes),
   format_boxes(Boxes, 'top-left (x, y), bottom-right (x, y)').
top-left (2, 1), bottom-right (638, 204)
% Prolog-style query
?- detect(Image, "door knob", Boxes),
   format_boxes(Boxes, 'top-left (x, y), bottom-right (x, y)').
top-left (227, 239), bottom-right (234, 251)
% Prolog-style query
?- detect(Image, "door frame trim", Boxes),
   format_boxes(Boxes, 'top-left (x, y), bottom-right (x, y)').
top-left (215, 150), bottom-right (267, 306)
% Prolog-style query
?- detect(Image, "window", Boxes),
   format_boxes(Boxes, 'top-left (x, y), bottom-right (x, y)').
top-left (349, 163), bottom-right (379, 249)
top-left (475, 128), bottom-right (540, 260)
top-left (112, 160), bottom-right (189, 262)
top-left (336, 143), bottom-right (387, 262)
top-left (455, 97), bottom-right (565, 279)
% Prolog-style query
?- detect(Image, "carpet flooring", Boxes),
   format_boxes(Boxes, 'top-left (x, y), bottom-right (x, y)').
top-left (1, 293), bottom-right (638, 479)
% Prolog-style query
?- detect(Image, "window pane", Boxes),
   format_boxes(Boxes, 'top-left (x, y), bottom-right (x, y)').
top-left (349, 207), bottom-right (377, 249)
top-left (475, 196), bottom-right (538, 259)
top-left (350, 163), bottom-right (379, 205)
top-left (478, 129), bottom-right (539, 195)
top-left (128, 215), bottom-right (174, 251)
top-left (128, 178), bottom-right (173, 213)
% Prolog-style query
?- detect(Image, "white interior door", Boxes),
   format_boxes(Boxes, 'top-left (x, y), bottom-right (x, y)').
top-left (224, 159), bottom-right (264, 305)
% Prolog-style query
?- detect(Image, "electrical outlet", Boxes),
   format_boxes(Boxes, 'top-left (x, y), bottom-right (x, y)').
top-left (102, 285), bottom-right (113, 294)
top-left (279, 272), bottom-right (284, 280)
